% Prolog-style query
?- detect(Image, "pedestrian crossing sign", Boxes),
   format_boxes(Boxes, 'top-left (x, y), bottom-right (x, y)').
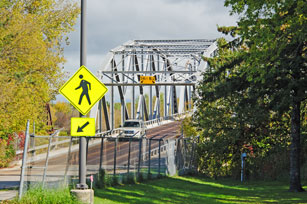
top-left (59, 65), bottom-right (108, 115)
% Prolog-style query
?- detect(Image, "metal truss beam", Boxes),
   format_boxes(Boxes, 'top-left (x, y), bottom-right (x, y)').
top-left (112, 50), bottom-right (204, 55)
top-left (95, 39), bottom-right (218, 132)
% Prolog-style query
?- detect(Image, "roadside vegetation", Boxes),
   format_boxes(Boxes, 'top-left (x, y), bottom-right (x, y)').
top-left (94, 175), bottom-right (307, 204)
top-left (1, 186), bottom-right (80, 204)
top-left (0, 0), bottom-right (79, 168)
top-left (188, 0), bottom-right (307, 192)
top-left (3, 175), bottom-right (305, 204)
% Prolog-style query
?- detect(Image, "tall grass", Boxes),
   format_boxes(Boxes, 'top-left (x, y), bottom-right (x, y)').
top-left (6, 186), bottom-right (80, 204)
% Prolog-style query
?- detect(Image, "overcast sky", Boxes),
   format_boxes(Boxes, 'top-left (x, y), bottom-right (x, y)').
top-left (62, 0), bottom-right (238, 75)
top-left (57, 0), bottom-right (238, 102)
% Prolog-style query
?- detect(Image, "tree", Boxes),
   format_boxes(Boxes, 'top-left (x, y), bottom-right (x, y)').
top-left (195, 0), bottom-right (306, 191)
top-left (224, 0), bottom-right (306, 192)
top-left (0, 0), bottom-right (79, 154)
top-left (195, 38), bottom-right (293, 180)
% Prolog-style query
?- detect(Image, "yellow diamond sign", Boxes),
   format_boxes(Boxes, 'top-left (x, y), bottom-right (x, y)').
top-left (59, 65), bottom-right (108, 115)
top-left (71, 118), bottom-right (95, 136)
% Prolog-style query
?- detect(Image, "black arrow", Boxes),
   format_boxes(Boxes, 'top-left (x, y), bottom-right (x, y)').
top-left (77, 121), bottom-right (90, 132)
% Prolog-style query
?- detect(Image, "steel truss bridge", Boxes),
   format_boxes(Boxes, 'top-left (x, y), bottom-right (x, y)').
top-left (90, 39), bottom-right (218, 132)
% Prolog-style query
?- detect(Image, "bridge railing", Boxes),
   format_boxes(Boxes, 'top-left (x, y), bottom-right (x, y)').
top-left (95, 110), bottom-right (193, 137)
top-left (15, 111), bottom-right (193, 162)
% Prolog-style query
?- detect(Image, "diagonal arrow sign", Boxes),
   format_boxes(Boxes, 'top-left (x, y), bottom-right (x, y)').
top-left (71, 118), bottom-right (95, 136)
top-left (77, 121), bottom-right (90, 132)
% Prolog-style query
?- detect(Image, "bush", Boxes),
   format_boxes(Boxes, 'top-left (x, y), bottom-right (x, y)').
top-left (126, 173), bottom-right (136, 184)
top-left (112, 176), bottom-right (119, 186)
top-left (94, 169), bottom-right (113, 189)
top-left (137, 172), bottom-right (144, 182)
top-left (94, 169), bottom-right (106, 189)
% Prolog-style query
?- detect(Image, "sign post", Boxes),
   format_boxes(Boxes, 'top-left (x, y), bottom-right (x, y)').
top-left (79, 0), bottom-right (87, 190)
top-left (59, 0), bottom-right (107, 193)
top-left (60, 63), bottom-right (108, 190)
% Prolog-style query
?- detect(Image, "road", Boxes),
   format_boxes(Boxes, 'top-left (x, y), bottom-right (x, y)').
top-left (0, 120), bottom-right (182, 191)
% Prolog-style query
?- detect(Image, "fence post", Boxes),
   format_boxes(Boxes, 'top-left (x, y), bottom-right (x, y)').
top-left (148, 139), bottom-right (151, 176)
top-left (113, 138), bottom-right (117, 177)
top-left (19, 120), bottom-right (30, 200)
top-left (42, 131), bottom-right (54, 187)
top-left (177, 138), bottom-right (181, 170)
top-left (64, 137), bottom-right (73, 182)
top-left (158, 139), bottom-right (161, 176)
top-left (137, 138), bottom-right (142, 176)
top-left (99, 137), bottom-right (104, 171)
top-left (184, 139), bottom-right (187, 168)
top-left (127, 138), bottom-right (131, 174)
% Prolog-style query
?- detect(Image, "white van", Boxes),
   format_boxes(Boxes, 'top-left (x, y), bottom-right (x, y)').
top-left (119, 120), bottom-right (146, 138)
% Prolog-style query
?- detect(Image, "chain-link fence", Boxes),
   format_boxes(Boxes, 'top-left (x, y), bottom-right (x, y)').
top-left (18, 120), bottom-right (198, 197)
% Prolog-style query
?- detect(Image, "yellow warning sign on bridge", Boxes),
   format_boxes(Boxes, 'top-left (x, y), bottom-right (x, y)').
top-left (140, 76), bottom-right (155, 84)
top-left (71, 118), bottom-right (95, 136)
top-left (59, 65), bottom-right (108, 115)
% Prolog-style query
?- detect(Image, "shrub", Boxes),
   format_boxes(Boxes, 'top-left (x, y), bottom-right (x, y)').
top-left (137, 172), bottom-right (144, 182)
top-left (94, 169), bottom-right (109, 189)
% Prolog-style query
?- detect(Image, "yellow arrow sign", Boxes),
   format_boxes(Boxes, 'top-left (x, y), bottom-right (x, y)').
top-left (59, 65), bottom-right (108, 115)
top-left (140, 76), bottom-right (155, 84)
top-left (71, 118), bottom-right (95, 136)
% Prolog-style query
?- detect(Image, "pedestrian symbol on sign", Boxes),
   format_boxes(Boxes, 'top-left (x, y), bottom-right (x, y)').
top-left (75, 74), bottom-right (91, 105)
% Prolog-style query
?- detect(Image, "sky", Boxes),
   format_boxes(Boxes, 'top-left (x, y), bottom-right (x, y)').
top-left (58, 0), bottom-right (238, 101)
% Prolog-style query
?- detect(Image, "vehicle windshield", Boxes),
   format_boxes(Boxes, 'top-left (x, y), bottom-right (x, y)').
top-left (123, 121), bottom-right (140, 127)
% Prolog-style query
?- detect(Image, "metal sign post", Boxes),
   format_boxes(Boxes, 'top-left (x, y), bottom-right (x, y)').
top-left (59, 0), bottom-right (107, 192)
top-left (78, 0), bottom-right (87, 189)
top-left (241, 152), bottom-right (247, 182)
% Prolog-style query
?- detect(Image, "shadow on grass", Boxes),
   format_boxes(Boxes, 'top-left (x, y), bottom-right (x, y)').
top-left (94, 176), bottom-right (307, 204)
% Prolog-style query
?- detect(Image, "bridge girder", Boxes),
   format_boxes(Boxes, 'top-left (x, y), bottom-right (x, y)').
top-left (90, 39), bottom-right (218, 132)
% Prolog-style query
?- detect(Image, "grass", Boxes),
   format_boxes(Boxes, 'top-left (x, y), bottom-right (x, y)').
top-left (1, 186), bottom-right (80, 204)
top-left (94, 175), bottom-right (307, 204)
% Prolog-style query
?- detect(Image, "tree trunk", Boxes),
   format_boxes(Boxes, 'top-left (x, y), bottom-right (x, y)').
top-left (289, 99), bottom-right (304, 192)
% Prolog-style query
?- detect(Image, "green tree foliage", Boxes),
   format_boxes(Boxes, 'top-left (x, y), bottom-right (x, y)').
top-left (195, 38), bottom-right (291, 180)
top-left (0, 0), bottom-right (79, 165)
top-left (194, 0), bottom-right (306, 191)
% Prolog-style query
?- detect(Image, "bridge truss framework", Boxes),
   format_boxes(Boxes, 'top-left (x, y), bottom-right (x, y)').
top-left (90, 39), bottom-right (218, 132)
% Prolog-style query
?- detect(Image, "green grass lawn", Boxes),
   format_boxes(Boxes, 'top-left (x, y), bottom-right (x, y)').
top-left (94, 176), bottom-right (307, 204)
